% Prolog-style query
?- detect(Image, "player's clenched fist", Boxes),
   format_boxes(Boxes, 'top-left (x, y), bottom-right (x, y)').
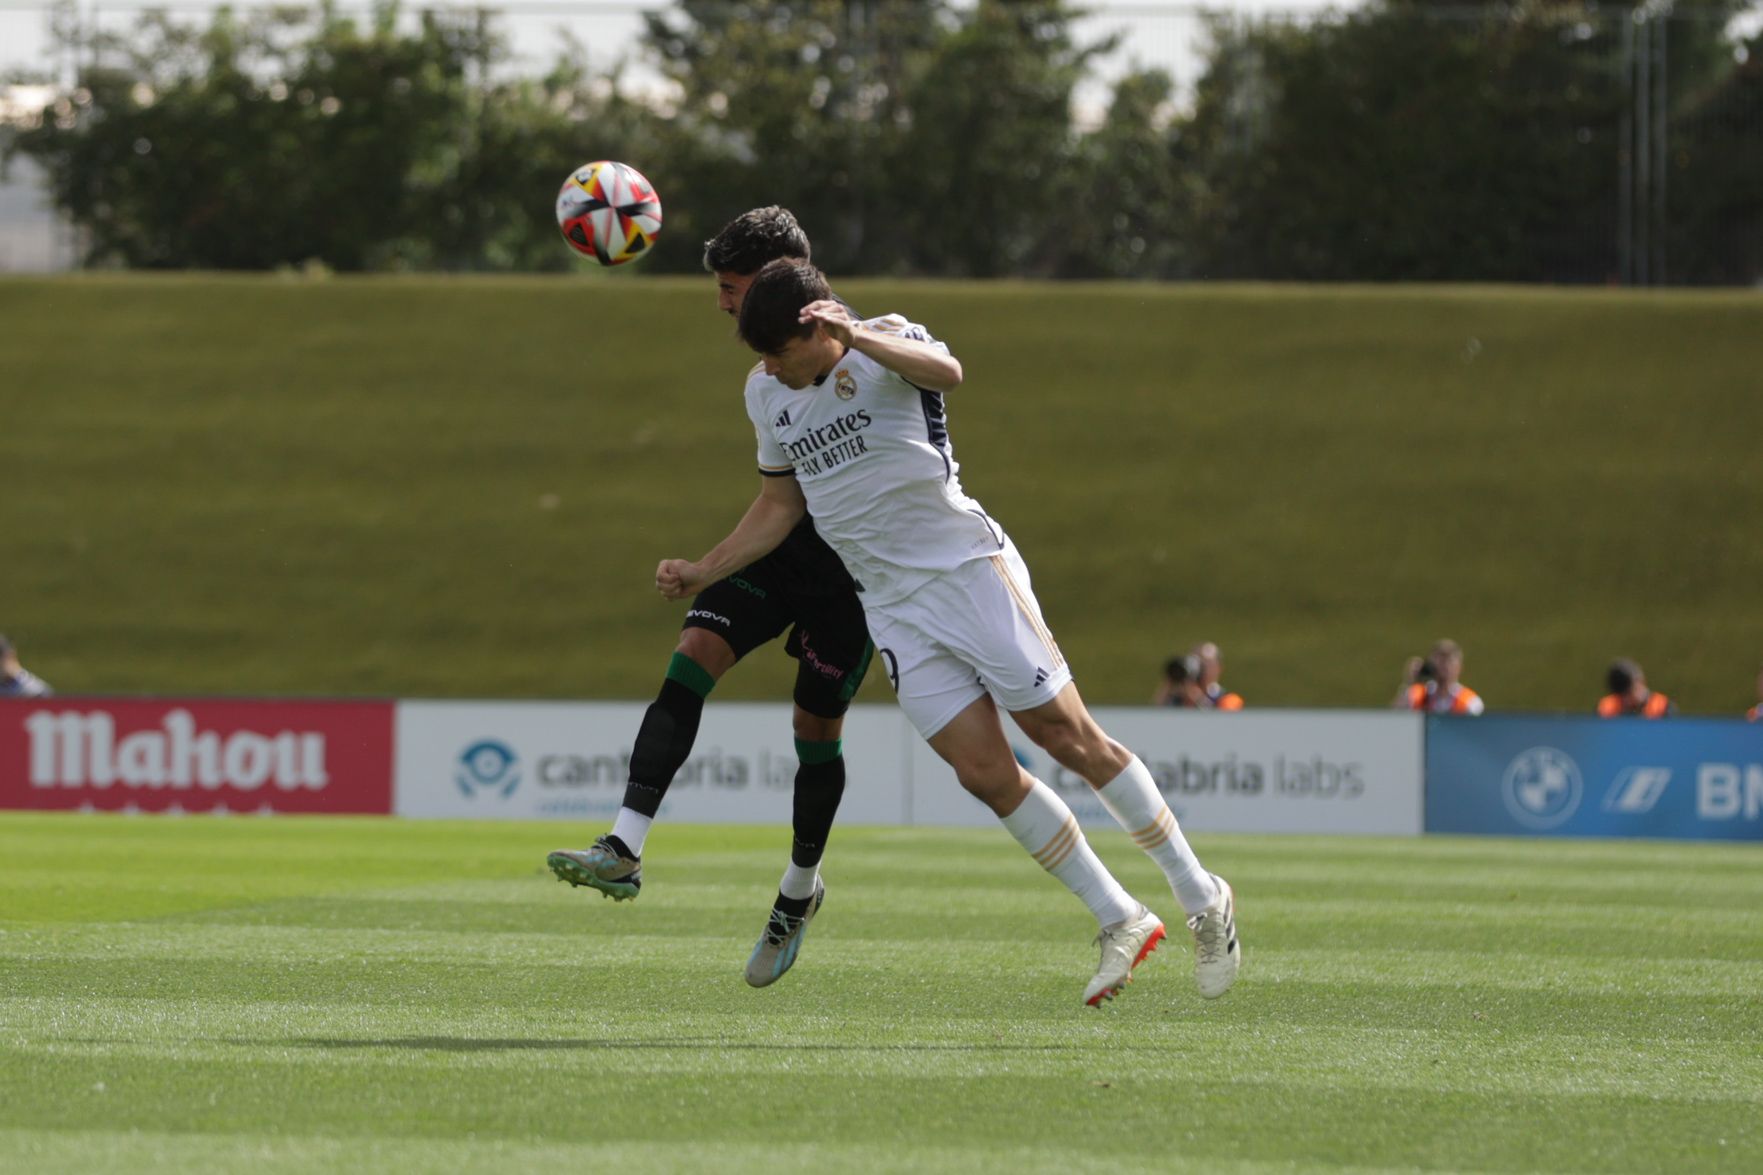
top-left (656, 559), bottom-right (701, 601)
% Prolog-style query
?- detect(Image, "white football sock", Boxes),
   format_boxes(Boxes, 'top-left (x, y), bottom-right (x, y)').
top-left (609, 808), bottom-right (653, 857)
top-left (778, 860), bottom-right (820, 901)
top-left (1001, 779), bottom-right (1140, 927)
top-left (1096, 757), bottom-right (1219, 916)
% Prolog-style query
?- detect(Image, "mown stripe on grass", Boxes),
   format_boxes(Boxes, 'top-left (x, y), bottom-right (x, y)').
top-left (2, 1061), bottom-right (1759, 1173)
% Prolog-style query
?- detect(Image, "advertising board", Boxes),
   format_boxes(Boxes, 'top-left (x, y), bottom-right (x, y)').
top-left (908, 708), bottom-right (1425, 834)
top-left (1426, 714), bottom-right (1763, 840)
top-left (394, 701), bottom-right (911, 823)
top-left (0, 698), bottom-right (395, 814)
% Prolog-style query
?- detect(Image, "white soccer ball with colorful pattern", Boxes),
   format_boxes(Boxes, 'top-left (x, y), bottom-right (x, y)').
top-left (555, 161), bottom-right (663, 266)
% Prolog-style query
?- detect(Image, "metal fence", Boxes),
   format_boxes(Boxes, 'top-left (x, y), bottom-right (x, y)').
top-left (2, 2), bottom-right (1759, 281)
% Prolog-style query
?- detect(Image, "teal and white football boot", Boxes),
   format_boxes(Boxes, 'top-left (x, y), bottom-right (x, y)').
top-left (547, 835), bottom-right (642, 901)
top-left (744, 879), bottom-right (825, 988)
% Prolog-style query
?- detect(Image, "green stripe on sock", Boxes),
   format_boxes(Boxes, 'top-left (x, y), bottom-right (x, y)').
top-left (665, 652), bottom-right (716, 699)
top-left (794, 737), bottom-right (843, 766)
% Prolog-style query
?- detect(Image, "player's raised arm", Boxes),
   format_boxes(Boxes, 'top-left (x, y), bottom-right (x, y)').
top-left (656, 474), bottom-right (807, 600)
top-left (800, 299), bottom-right (963, 393)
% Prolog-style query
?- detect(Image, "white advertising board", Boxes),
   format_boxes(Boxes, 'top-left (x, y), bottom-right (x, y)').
top-left (908, 708), bottom-right (1424, 835)
top-left (397, 701), bottom-right (1421, 834)
top-left (394, 701), bottom-right (910, 824)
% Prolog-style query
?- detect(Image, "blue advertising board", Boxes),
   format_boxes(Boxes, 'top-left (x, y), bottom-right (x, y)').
top-left (1426, 715), bottom-right (1763, 840)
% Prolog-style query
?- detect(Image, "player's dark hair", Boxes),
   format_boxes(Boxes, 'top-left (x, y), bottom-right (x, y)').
top-left (702, 206), bottom-right (811, 275)
top-left (738, 259), bottom-right (832, 354)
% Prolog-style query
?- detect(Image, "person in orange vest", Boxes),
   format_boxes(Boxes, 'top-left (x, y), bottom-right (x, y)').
top-left (1597, 658), bottom-right (1675, 718)
top-left (1393, 639), bottom-right (1484, 715)
top-left (1152, 653), bottom-right (1206, 707)
top-left (1192, 641), bottom-right (1245, 711)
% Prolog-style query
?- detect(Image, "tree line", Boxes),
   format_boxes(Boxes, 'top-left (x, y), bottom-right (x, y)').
top-left (6, 0), bottom-right (1761, 283)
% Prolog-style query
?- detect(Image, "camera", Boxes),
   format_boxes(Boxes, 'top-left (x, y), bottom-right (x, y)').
top-left (1415, 658), bottom-right (1438, 682)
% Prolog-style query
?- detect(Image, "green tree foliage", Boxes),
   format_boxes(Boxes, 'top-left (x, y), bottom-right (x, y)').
top-left (1663, 23), bottom-right (1763, 284)
top-left (9, 2), bottom-right (655, 270)
top-left (1181, 5), bottom-right (1624, 281)
top-left (1179, 0), bottom-right (1757, 284)
top-left (15, 5), bottom-right (475, 268)
top-left (7, 0), bottom-right (1763, 282)
top-left (410, 44), bottom-right (668, 272)
top-left (1062, 68), bottom-right (1190, 279)
top-left (640, 0), bottom-right (952, 273)
top-left (878, 1), bottom-right (1102, 276)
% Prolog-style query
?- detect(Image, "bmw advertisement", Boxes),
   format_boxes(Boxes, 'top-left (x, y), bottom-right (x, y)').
top-left (1426, 714), bottom-right (1763, 841)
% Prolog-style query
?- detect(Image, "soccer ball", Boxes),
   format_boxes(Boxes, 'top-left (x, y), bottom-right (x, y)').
top-left (555, 160), bottom-right (663, 266)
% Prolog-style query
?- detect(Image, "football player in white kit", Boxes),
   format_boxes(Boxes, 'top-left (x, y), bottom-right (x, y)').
top-left (656, 259), bottom-right (1241, 1006)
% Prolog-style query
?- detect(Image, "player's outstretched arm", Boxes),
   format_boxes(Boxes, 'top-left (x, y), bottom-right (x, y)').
top-left (800, 299), bottom-right (963, 392)
top-left (656, 475), bottom-right (808, 601)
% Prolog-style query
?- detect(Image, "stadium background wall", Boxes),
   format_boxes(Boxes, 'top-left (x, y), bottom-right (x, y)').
top-left (2, 277), bottom-right (1760, 715)
top-left (5, 698), bottom-right (1760, 841)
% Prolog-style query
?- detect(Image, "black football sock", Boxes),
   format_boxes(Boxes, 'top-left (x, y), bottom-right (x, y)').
top-left (772, 737), bottom-right (846, 914)
top-left (789, 737), bottom-right (846, 869)
top-left (621, 652), bottom-right (715, 817)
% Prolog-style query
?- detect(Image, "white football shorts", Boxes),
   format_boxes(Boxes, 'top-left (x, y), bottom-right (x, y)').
top-left (863, 541), bottom-right (1073, 739)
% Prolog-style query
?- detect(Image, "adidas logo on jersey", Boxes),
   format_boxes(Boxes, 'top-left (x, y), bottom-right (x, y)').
top-left (774, 409), bottom-right (792, 429)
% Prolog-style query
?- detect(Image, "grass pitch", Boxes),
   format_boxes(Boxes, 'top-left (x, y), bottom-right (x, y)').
top-left (2, 814), bottom-right (1761, 1174)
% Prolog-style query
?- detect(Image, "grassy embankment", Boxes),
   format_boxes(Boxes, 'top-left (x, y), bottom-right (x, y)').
top-left (4, 275), bottom-right (1759, 711)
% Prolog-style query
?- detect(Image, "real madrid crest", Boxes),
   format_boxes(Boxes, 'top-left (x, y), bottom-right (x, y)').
top-left (835, 369), bottom-right (858, 400)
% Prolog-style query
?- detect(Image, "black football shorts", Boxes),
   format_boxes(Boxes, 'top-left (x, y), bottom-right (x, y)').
top-left (683, 569), bottom-right (873, 719)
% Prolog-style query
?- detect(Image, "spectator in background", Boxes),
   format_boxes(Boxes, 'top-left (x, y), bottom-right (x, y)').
top-left (1597, 658), bottom-right (1675, 718)
top-left (0, 634), bottom-right (52, 698)
top-left (1191, 641), bottom-right (1244, 711)
top-left (1394, 639), bottom-right (1484, 715)
top-left (1749, 664), bottom-right (1762, 723)
top-left (1153, 653), bottom-right (1206, 708)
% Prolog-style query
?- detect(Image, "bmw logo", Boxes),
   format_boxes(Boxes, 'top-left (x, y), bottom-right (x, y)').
top-left (1501, 746), bottom-right (1582, 830)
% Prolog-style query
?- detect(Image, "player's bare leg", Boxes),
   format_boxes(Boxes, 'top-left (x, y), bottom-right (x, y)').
top-left (1012, 683), bottom-right (1241, 998)
top-left (548, 628), bottom-right (738, 900)
top-left (929, 694), bottom-right (1162, 1005)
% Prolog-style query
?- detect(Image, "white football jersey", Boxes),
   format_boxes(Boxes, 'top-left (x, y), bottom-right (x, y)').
top-left (745, 314), bottom-right (1008, 605)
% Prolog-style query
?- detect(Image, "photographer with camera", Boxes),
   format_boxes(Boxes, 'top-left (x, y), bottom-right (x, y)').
top-left (1393, 638), bottom-right (1484, 715)
top-left (1191, 641), bottom-right (1245, 711)
top-left (1596, 658), bottom-right (1675, 719)
top-left (1152, 653), bottom-right (1207, 708)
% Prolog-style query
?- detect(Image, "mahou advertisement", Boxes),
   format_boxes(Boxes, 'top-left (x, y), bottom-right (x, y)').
top-left (0, 699), bottom-right (395, 814)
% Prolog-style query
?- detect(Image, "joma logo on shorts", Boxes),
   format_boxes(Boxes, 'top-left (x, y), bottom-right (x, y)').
top-left (686, 609), bottom-right (732, 627)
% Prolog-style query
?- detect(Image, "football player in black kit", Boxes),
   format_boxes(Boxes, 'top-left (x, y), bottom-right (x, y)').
top-left (548, 208), bottom-right (872, 988)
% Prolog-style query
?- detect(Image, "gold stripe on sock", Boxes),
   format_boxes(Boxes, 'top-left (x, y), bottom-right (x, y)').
top-left (1033, 816), bottom-right (1079, 871)
top-left (1131, 807), bottom-right (1176, 849)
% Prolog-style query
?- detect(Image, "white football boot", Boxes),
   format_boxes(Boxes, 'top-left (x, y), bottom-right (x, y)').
top-left (1187, 873), bottom-right (1241, 999)
top-left (1083, 904), bottom-right (1167, 1006)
